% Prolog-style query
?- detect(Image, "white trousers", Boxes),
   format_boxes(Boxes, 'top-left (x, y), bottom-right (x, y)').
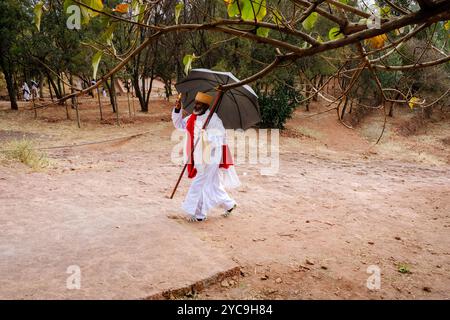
top-left (182, 163), bottom-right (236, 219)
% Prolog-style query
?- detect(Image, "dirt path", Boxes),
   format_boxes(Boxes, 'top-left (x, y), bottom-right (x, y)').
top-left (0, 98), bottom-right (449, 299)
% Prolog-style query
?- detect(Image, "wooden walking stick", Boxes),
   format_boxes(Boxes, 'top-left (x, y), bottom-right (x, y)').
top-left (169, 89), bottom-right (224, 199)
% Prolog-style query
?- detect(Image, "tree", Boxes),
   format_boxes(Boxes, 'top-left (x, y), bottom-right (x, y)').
top-left (24, 0), bottom-right (450, 127)
top-left (0, 0), bottom-right (30, 110)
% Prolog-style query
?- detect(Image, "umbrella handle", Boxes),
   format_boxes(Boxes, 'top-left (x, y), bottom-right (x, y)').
top-left (169, 90), bottom-right (224, 199)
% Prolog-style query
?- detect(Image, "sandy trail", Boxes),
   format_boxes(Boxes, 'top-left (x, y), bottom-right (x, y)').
top-left (0, 98), bottom-right (449, 299)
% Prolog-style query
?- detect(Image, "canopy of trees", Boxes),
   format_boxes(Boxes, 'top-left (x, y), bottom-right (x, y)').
top-left (1, 0), bottom-right (449, 127)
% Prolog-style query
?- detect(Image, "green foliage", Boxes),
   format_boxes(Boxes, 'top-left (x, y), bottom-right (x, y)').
top-left (378, 52), bottom-right (402, 89)
top-left (225, 0), bottom-right (267, 21)
top-left (257, 82), bottom-right (303, 129)
top-left (328, 27), bottom-right (343, 40)
top-left (63, 0), bottom-right (103, 25)
top-left (11, 0), bottom-right (450, 118)
top-left (33, 1), bottom-right (44, 31)
top-left (256, 27), bottom-right (270, 37)
top-left (183, 54), bottom-right (198, 75)
top-left (175, 2), bottom-right (184, 24)
top-left (302, 12), bottom-right (318, 32)
top-left (92, 51), bottom-right (102, 79)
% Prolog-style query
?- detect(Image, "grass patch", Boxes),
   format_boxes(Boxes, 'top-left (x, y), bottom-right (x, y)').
top-left (397, 264), bottom-right (411, 274)
top-left (2, 139), bottom-right (50, 170)
top-left (296, 126), bottom-right (324, 140)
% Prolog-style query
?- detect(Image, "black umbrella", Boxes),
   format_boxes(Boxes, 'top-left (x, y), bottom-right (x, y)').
top-left (175, 68), bottom-right (260, 130)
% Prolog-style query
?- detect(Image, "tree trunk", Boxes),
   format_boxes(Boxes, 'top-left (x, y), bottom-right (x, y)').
top-left (145, 73), bottom-right (154, 111)
top-left (46, 73), bottom-right (61, 99)
top-left (127, 87), bottom-right (132, 117)
top-left (57, 74), bottom-right (63, 99)
top-left (1, 61), bottom-right (18, 110)
top-left (104, 78), bottom-right (116, 113)
top-left (48, 76), bottom-right (54, 101)
top-left (61, 77), bottom-right (70, 120)
top-left (96, 87), bottom-right (103, 120)
top-left (340, 96), bottom-right (349, 119)
top-left (39, 73), bottom-right (44, 99)
top-left (313, 76), bottom-right (318, 101)
top-left (70, 74), bottom-right (80, 127)
top-left (69, 74), bottom-right (76, 109)
top-left (132, 74), bottom-right (145, 112)
top-left (109, 75), bottom-right (119, 125)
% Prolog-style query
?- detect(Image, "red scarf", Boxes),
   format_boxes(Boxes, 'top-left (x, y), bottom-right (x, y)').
top-left (186, 114), bottom-right (233, 179)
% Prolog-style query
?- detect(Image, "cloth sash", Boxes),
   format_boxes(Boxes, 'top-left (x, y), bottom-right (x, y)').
top-left (185, 114), bottom-right (233, 179)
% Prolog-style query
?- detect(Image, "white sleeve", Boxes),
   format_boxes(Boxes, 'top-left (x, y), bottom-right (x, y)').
top-left (172, 109), bottom-right (186, 130)
top-left (204, 116), bottom-right (225, 166)
top-left (206, 116), bottom-right (225, 151)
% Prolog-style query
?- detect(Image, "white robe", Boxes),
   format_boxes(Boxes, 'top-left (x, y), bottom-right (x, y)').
top-left (22, 83), bottom-right (30, 101)
top-left (172, 109), bottom-right (239, 219)
top-left (31, 84), bottom-right (39, 99)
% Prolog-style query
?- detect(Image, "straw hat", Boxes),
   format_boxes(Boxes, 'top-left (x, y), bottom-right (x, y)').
top-left (195, 92), bottom-right (213, 105)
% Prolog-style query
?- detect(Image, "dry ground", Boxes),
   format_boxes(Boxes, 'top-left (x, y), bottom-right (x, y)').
top-left (0, 94), bottom-right (449, 299)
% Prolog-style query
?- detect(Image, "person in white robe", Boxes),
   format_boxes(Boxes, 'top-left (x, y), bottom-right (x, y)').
top-left (31, 80), bottom-right (39, 99)
top-left (22, 82), bottom-right (30, 101)
top-left (172, 92), bottom-right (240, 222)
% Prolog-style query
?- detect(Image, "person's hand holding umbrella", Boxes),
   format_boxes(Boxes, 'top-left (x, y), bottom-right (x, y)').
top-left (174, 93), bottom-right (182, 111)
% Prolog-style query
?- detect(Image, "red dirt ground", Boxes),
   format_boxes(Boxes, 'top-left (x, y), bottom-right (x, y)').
top-left (0, 95), bottom-right (449, 299)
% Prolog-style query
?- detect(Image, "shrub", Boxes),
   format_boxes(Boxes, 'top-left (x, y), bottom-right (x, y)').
top-left (4, 139), bottom-right (49, 170)
top-left (257, 82), bottom-right (303, 129)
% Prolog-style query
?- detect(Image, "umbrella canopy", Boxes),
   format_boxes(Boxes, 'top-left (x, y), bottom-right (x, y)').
top-left (175, 69), bottom-right (260, 130)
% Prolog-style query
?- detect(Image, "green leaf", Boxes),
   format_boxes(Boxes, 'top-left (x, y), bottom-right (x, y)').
top-left (101, 24), bottom-right (115, 45)
top-left (138, 3), bottom-right (146, 23)
top-left (92, 51), bottom-right (103, 80)
top-left (101, 24), bottom-right (116, 55)
top-left (255, 0), bottom-right (267, 21)
top-left (444, 20), bottom-right (450, 30)
top-left (256, 27), bottom-right (270, 37)
top-left (33, 1), bottom-right (44, 32)
top-left (183, 54), bottom-right (197, 75)
top-left (69, 0), bottom-right (104, 24)
top-left (90, 0), bottom-right (104, 13)
top-left (80, 6), bottom-right (91, 24)
top-left (328, 27), bottom-right (343, 40)
top-left (241, 0), bottom-right (266, 21)
top-left (175, 2), bottom-right (184, 24)
top-left (63, 0), bottom-right (74, 13)
top-left (131, 0), bottom-right (139, 22)
top-left (302, 12), bottom-right (318, 32)
top-left (380, 6), bottom-right (391, 17)
top-left (227, 1), bottom-right (240, 18)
